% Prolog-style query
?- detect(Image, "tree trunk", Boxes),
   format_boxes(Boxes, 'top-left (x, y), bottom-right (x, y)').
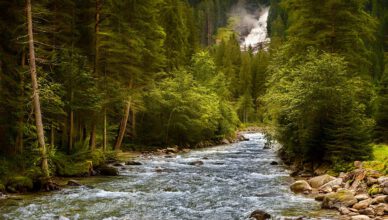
top-left (206, 10), bottom-right (212, 46)
top-left (82, 125), bottom-right (87, 141)
top-left (88, 0), bottom-right (101, 151)
top-left (68, 99), bottom-right (74, 154)
top-left (26, 0), bottom-right (49, 177)
top-left (103, 108), bottom-right (107, 151)
top-left (50, 123), bottom-right (55, 147)
top-left (89, 122), bottom-right (96, 150)
top-left (16, 50), bottom-right (26, 154)
top-left (114, 99), bottom-right (131, 151)
top-left (94, 0), bottom-right (100, 73)
top-left (131, 109), bottom-right (136, 138)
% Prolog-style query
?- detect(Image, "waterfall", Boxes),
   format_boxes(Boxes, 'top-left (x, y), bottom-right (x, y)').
top-left (241, 7), bottom-right (270, 52)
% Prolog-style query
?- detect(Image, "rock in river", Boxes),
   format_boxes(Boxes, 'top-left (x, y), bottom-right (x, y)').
top-left (249, 210), bottom-right (271, 220)
top-left (188, 160), bottom-right (204, 166)
top-left (125, 160), bottom-right (142, 166)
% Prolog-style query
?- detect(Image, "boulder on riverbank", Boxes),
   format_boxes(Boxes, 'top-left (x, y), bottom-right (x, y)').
top-left (321, 189), bottom-right (357, 209)
top-left (290, 180), bottom-right (312, 194)
top-left (308, 174), bottom-right (336, 188)
top-left (292, 162), bottom-right (388, 219)
top-left (96, 165), bottom-right (119, 176)
top-left (67, 180), bottom-right (82, 186)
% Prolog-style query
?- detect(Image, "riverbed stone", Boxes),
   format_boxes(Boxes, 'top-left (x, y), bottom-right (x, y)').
top-left (355, 194), bottom-right (370, 201)
top-left (314, 194), bottom-right (325, 201)
top-left (319, 178), bottom-right (343, 193)
top-left (221, 139), bottom-right (230, 144)
top-left (188, 160), bottom-right (204, 166)
top-left (308, 174), bottom-right (336, 189)
top-left (67, 180), bottom-right (82, 186)
top-left (350, 215), bottom-right (370, 220)
top-left (371, 195), bottom-right (387, 204)
top-left (322, 189), bottom-right (357, 209)
top-left (97, 165), bottom-right (119, 176)
top-left (352, 198), bottom-right (372, 210)
top-left (383, 187), bottom-right (388, 195)
top-left (358, 207), bottom-right (374, 216)
top-left (249, 210), bottom-right (271, 220)
top-left (112, 162), bottom-right (124, 167)
top-left (348, 208), bottom-right (358, 213)
top-left (270, 161), bottom-right (278, 165)
top-left (166, 147), bottom-right (179, 154)
top-left (290, 180), bottom-right (312, 194)
top-left (373, 203), bottom-right (386, 216)
top-left (377, 176), bottom-right (388, 184)
top-left (366, 177), bottom-right (378, 186)
top-left (339, 207), bottom-right (351, 215)
top-left (125, 161), bottom-right (142, 166)
top-left (182, 148), bottom-right (190, 153)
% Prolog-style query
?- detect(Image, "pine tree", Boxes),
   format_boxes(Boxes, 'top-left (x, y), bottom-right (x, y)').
top-left (283, 0), bottom-right (377, 77)
top-left (26, 0), bottom-right (50, 177)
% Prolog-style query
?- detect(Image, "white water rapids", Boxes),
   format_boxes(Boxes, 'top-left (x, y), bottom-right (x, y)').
top-left (0, 133), bottom-right (338, 220)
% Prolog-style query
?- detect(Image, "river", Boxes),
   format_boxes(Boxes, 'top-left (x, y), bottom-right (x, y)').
top-left (0, 133), bottom-right (338, 220)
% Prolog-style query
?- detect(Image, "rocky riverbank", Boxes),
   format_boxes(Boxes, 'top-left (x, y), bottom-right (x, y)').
top-left (289, 161), bottom-right (388, 220)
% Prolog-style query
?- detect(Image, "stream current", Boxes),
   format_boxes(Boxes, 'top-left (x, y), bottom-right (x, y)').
top-left (0, 133), bottom-right (338, 220)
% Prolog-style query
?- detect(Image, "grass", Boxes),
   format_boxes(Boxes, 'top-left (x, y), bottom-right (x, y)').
top-left (363, 144), bottom-right (388, 175)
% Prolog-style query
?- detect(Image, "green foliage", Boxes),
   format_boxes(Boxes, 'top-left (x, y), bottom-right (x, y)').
top-left (265, 47), bottom-right (374, 163)
top-left (374, 70), bottom-right (388, 142)
top-left (282, 0), bottom-right (378, 77)
top-left (364, 144), bottom-right (388, 174)
top-left (51, 150), bottom-right (96, 177)
top-left (137, 51), bottom-right (238, 145)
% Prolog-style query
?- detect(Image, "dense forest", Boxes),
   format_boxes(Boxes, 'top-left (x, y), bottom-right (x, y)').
top-left (0, 0), bottom-right (387, 191)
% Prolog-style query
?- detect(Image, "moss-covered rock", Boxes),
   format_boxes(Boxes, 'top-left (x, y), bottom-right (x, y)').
top-left (368, 184), bottom-right (381, 195)
top-left (6, 176), bottom-right (33, 193)
top-left (97, 165), bottom-right (119, 176)
top-left (290, 180), bottom-right (312, 193)
top-left (56, 160), bottom-right (92, 177)
top-left (322, 189), bottom-right (357, 209)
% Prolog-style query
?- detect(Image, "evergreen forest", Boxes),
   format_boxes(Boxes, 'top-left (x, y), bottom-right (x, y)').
top-left (0, 0), bottom-right (387, 195)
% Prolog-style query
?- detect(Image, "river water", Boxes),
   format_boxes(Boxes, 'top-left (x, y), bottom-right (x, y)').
top-left (0, 133), bottom-right (338, 220)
